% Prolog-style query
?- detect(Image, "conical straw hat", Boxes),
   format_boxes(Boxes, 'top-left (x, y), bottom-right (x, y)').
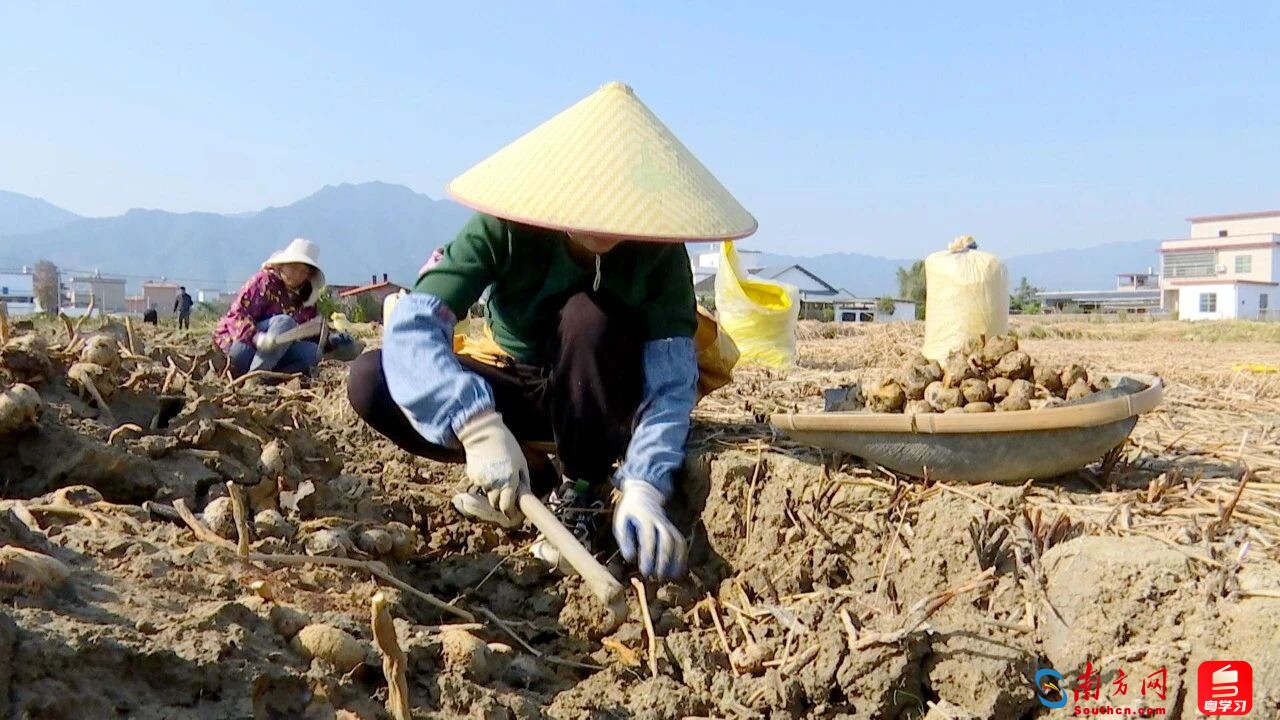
top-left (447, 81), bottom-right (757, 242)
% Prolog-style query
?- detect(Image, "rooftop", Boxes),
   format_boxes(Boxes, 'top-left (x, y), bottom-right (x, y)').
top-left (805, 291), bottom-right (915, 305)
top-left (1161, 234), bottom-right (1280, 251)
top-left (337, 280), bottom-right (404, 298)
top-left (70, 275), bottom-right (126, 284)
top-left (1187, 209), bottom-right (1280, 223)
top-left (752, 264), bottom-right (839, 293)
top-left (753, 264), bottom-right (796, 279)
top-left (1038, 289), bottom-right (1161, 300)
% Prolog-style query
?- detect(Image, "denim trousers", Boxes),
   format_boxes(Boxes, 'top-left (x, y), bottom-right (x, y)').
top-left (226, 315), bottom-right (321, 378)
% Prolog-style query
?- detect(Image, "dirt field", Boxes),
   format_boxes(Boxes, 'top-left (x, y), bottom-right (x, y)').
top-left (0, 316), bottom-right (1276, 719)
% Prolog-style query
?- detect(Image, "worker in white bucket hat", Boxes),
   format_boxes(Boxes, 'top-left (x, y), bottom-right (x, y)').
top-left (214, 238), bottom-right (357, 377)
top-left (347, 81), bottom-right (754, 580)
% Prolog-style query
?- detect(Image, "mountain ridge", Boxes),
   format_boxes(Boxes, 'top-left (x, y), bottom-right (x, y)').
top-left (2, 184), bottom-right (1160, 294)
top-left (0, 190), bottom-right (84, 236)
top-left (0, 183), bottom-right (474, 289)
top-left (758, 239), bottom-right (1160, 296)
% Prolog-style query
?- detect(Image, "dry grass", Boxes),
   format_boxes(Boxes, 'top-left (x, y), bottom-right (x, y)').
top-left (6, 312), bottom-right (1276, 716)
top-left (1015, 317), bottom-right (1280, 344)
top-left (697, 321), bottom-right (1280, 559)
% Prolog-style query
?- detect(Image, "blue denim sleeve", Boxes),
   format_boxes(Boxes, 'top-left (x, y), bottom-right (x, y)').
top-left (382, 293), bottom-right (496, 448)
top-left (615, 337), bottom-right (698, 499)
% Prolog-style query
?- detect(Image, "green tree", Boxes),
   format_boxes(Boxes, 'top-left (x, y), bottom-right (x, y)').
top-left (32, 260), bottom-right (60, 314)
top-left (895, 260), bottom-right (927, 320)
top-left (315, 289), bottom-right (338, 320)
top-left (876, 296), bottom-right (896, 315)
top-left (1011, 276), bottom-right (1043, 315)
top-left (350, 294), bottom-right (379, 323)
top-left (194, 300), bottom-right (229, 321)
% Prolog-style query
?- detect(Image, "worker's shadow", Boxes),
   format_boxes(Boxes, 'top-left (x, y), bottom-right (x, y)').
top-left (400, 544), bottom-right (614, 701)
top-left (0, 525), bottom-right (134, 633)
top-left (1030, 450), bottom-right (1245, 494)
top-left (0, 629), bottom-right (248, 717)
top-left (6, 565), bottom-right (325, 719)
top-left (1124, 454), bottom-right (1248, 488)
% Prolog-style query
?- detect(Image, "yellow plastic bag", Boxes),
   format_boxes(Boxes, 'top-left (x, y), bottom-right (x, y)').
top-left (329, 312), bottom-right (354, 332)
top-left (453, 322), bottom-right (511, 368)
top-left (922, 236), bottom-right (1009, 361)
top-left (715, 241), bottom-right (799, 368)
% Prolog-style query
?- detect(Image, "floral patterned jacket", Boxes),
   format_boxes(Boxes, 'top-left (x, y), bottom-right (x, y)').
top-left (213, 269), bottom-right (317, 351)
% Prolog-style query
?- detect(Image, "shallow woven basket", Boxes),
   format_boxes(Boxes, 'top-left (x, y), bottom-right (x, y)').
top-left (771, 374), bottom-right (1163, 484)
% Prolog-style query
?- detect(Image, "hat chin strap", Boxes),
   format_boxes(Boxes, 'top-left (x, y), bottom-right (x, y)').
top-left (593, 254), bottom-right (602, 292)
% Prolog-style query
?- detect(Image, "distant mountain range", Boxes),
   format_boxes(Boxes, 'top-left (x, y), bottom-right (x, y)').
top-left (0, 183), bottom-right (473, 290)
top-left (0, 183), bottom-right (1159, 294)
top-left (0, 190), bottom-right (84, 236)
top-left (758, 239), bottom-right (1161, 296)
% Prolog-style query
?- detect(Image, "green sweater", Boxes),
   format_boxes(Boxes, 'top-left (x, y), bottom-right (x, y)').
top-left (416, 213), bottom-right (697, 364)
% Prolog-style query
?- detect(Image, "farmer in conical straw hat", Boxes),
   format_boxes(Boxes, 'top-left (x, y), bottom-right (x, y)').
top-left (347, 81), bottom-right (755, 580)
top-left (214, 238), bottom-right (357, 378)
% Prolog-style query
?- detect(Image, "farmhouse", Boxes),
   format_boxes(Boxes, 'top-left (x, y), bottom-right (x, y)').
top-left (1161, 210), bottom-right (1279, 321)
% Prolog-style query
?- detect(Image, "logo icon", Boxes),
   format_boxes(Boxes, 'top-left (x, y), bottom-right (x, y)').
top-left (1197, 661), bottom-right (1253, 715)
top-left (1035, 668), bottom-right (1068, 709)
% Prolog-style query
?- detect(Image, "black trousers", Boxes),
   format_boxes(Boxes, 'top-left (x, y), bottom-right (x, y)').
top-left (347, 292), bottom-right (644, 488)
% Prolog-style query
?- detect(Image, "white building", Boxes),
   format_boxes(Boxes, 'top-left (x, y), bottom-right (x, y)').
top-left (68, 273), bottom-right (128, 313)
top-left (689, 245), bottom-right (915, 322)
top-left (754, 265), bottom-right (841, 306)
top-left (1160, 211), bottom-right (1279, 321)
top-left (750, 265), bottom-right (914, 321)
top-left (197, 289), bottom-right (236, 304)
top-left (1037, 270), bottom-right (1161, 314)
top-left (691, 245), bottom-right (763, 290)
top-left (834, 297), bottom-right (917, 323)
top-left (0, 269), bottom-right (38, 315)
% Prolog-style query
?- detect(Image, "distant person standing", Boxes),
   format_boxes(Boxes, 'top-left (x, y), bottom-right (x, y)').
top-left (174, 286), bottom-right (194, 330)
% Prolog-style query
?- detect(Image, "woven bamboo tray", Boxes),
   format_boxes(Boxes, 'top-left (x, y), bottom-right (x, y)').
top-left (771, 374), bottom-right (1163, 484)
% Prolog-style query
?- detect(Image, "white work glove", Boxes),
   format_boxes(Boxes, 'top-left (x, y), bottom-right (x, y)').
top-left (455, 411), bottom-right (528, 524)
top-left (253, 331), bottom-right (280, 352)
top-left (612, 480), bottom-right (687, 580)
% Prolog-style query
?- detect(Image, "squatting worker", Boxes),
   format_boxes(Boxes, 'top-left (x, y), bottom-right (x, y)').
top-left (346, 81), bottom-right (755, 580)
top-left (213, 238), bottom-right (337, 378)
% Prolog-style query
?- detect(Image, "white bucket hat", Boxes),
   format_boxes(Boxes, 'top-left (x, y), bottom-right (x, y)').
top-left (263, 238), bottom-right (327, 306)
top-left (447, 81), bottom-right (757, 243)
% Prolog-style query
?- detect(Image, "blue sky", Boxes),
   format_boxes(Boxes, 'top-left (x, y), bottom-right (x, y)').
top-left (2, 2), bottom-right (1278, 258)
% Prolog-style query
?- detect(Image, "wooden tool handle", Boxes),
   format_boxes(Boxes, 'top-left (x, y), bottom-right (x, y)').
top-left (519, 493), bottom-right (624, 607)
top-left (271, 317), bottom-right (325, 344)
